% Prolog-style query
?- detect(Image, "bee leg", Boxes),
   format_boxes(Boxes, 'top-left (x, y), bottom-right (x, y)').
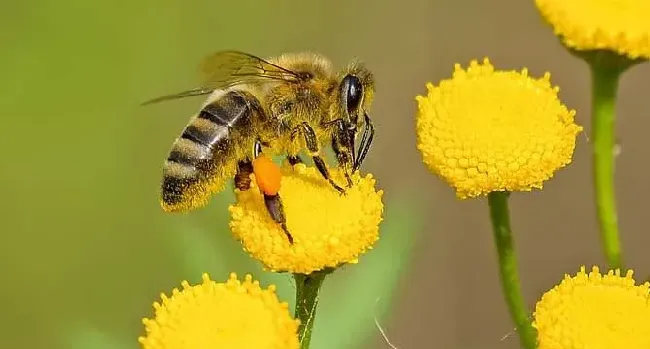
top-left (313, 156), bottom-right (345, 194)
top-left (234, 160), bottom-right (254, 191)
top-left (287, 155), bottom-right (304, 166)
top-left (263, 193), bottom-right (293, 244)
top-left (252, 139), bottom-right (294, 244)
top-left (292, 122), bottom-right (346, 195)
top-left (353, 113), bottom-right (375, 173)
top-left (330, 120), bottom-right (355, 188)
top-left (344, 173), bottom-right (353, 188)
top-left (332, 138), bottom-right (353, 188)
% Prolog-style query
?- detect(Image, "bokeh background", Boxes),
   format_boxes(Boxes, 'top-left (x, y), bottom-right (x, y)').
top-left (2, 0), bottom-right (649, 348)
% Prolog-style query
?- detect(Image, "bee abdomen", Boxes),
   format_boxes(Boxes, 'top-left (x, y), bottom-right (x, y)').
top-left (161, 90), bottom-right (260, 211)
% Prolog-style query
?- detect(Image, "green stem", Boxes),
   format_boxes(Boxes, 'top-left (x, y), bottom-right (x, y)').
top-left (487, 191), bottom-right (536, 349)
top-left (590, 64), bottom-right (624, 270)
top-left (293, 271), bottom-right (328, 349)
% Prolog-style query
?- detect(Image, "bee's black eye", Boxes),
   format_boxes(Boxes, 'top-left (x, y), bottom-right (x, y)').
top-left (342, 75), bottom-right (363, 114)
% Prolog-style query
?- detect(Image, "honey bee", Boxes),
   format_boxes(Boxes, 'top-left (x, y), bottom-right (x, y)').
top-left (142, 50), bottom-right (375, 243)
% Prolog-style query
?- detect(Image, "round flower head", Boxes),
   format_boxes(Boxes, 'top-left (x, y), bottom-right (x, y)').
top-left (139, 273), bottom-right (300, 349)
top-left (535, 0), bottom-right (650, 59)
top-left (533, 266), bottom-right (650, 349)
top-left (229, 162), bottom-right (384, 274)
top-left (415, 58), bottom-right (583, 199)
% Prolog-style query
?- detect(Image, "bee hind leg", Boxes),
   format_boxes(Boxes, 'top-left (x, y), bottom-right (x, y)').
top-left (263, 193), bottom-right (294, 244)
top-left (292, 122), bottom-right (346, 195)
top-left (251, 139), bottom-right (294, 244)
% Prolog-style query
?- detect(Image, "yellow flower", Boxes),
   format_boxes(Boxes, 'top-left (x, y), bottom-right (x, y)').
top-left (229, 162), bottom-right (384, 274)
top-left (139, 273), bottom-right (299, 349)
top-left (533, 266), bottom-right (650, 349)
top-left (535, 0), bottom-right (650, 59)
top-left (415, 58), bottom-right (582, 199)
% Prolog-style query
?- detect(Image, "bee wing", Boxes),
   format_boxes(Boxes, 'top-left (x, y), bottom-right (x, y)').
top-left (199, 50), bottom-right (302, 86)
top-left (141, 50), bottom-right (302, 106)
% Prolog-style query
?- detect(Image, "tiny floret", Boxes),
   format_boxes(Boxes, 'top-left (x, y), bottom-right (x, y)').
top-left (535, 0), bottom-right (650, 59)
top-left (229, 163), bottom-right (384, 274)
top-left (139, 273), bottom-right (300, 349)
top-left (415, 58), bottom-right (582, 198)
top-left (533, 266), bottom-right (650, 349)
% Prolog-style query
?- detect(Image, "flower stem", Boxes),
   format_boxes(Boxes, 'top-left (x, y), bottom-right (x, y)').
top-left (590, 63), bottom-right (624, 270)
top-left (487, 191), bottom-right (536, 349)
top-left (293, 271), bottom-right (328, 349)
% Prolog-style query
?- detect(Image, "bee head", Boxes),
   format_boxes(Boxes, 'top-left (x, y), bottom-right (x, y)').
top-left (339, 63), bottom-right (374, 128)
top-left (338, 63), bottom-right (375, 172)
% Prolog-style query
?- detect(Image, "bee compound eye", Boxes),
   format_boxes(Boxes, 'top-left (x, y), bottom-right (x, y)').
top-left (344, 75), bottom-right (363, 114)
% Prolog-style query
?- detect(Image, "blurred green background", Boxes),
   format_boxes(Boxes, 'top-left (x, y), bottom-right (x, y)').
top-left (2, 0), bottom-right (650, 348)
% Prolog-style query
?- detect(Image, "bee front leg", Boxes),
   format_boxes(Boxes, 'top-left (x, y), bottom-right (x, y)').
top-left (292, 122), bottom-right (346, 195)
top-left (329, 119), bottom-right (355, 188)
top-left (251, 139), bottom-right (294, 244)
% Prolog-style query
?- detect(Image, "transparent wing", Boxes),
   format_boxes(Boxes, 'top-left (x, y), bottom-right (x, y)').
top-left (199, 50), bottom-right (301, 86)
top-left (141, 50), bottom-right (302, 106)
top-left (140, 87), bottom-right (217, 106)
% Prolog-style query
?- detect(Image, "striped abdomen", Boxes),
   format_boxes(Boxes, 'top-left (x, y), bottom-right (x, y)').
top-left (161, 90), bottom-right (261, 212)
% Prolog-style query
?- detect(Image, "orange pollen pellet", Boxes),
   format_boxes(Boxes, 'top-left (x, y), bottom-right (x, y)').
top-left (252, 155), bottom-right (282, 196)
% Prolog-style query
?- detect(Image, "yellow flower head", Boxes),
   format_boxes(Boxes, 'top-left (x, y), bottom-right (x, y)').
top-left (139, 273), bottom-right (300, 349)
top-left (535, 0), bottom-right (650, 59)
top-left (533, 266), bottom-right (650, 349)
top-left (229, 162), bottom-right (384, 274)
top-left (415, 58), bottom-right (582, 199)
